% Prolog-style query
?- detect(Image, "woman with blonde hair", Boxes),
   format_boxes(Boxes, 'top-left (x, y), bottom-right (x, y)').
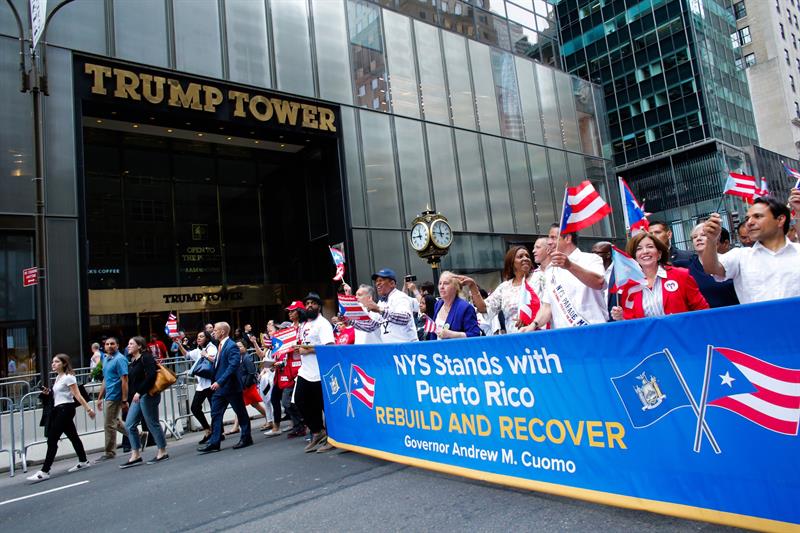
top-left (433, 271), bottom-right (481, 338)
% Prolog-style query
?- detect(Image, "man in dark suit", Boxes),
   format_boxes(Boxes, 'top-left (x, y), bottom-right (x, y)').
top-left (650, 220), bottom-right (693, 266)
top-left (197, 322), bottom-right (252, 453)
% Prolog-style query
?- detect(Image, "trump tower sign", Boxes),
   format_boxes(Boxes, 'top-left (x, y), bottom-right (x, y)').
top-left (317, 298), bottom-right (800, 531)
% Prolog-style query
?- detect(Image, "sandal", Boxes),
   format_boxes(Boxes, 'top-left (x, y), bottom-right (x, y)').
top-left (224, 429), bottom-right (239, 435)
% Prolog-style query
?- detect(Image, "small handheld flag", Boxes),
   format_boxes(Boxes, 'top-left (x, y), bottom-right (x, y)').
top-left (164, 313), bottom-right (180, 338)
top-left (329, 246), bottom-right (345, 281)
top-left (753, 177), bottom-right (769, 201)
top-left (782, 162), bottom-right (800, 186)
top-left (609, 246), bottom-right (647, 296)
top-left (618, 177), bottom-right (649, 234)
top-left (722, 172), bottom-right (757, 201)
top-left (559, 181), bottom-right (612, 234)
top-left (338, 294), bottom-right (370, 321)
top-left (422, 314), bottom-right (437, 335)
top-left (271, 327), bottom-right (298, 355)
top-left (517, 277), bottom-right (541, 326)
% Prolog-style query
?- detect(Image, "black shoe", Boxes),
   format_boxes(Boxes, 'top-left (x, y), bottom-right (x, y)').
top-left (198, 434), bottom-right (210, 445)
top-left (221, 434), bottom-right (226, 442)
top-left (146, 454), bottom-right (170, 464)
top-left (119, 457), bottom-right (143, 469)
top-left (197, 443), bottom-right (221, 453)
top-left (232, 438), bottom-right (253, 450)
top-left (281, 414), bottom-right (290, 421)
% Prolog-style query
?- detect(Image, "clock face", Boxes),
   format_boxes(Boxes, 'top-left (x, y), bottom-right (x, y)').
top-left (410, 222), bottom-right (430, 251)
top-left (430, 219), bottom-right (453, 249)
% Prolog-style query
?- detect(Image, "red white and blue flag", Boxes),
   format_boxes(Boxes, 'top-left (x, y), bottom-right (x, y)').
top-left (752, 177), bottom-right (769, 201)
top-left (722, 172), bottom-right (758, 201)
top-left (271, 326), bottom-right (298, 355)
top-left (329, 246), bottom-right (345, 281)
top-left (422, 314), bottom-right (437, 335)
top-left (617, 177), bottom-right (649, 234)
top-left (164, 313), bottom-right (180, 338)
top-left (349, 364), bottom-right (376, 409)
top-left (559, 181), bottom-right (612, 234)
top-left (517, 277), bottom-right (541, 326)
top-left (609, 246), bottom-right (647, 297)
top-left (705, 347), bottom-right (800, 435)
top-left (338, 294), bottom-right (370, 321)
top-left (783, 162), bottom-right (800, 187)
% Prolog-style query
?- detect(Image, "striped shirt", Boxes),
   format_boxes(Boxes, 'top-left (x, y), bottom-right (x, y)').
top-left (352, 288), bottom-right (418, 343)
top-left (641, 266), bottom-right (667, 318)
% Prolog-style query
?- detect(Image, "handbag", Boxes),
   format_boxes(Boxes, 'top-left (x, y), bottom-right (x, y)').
top-left (148, 363), bottom-right (177, 396)
top-left (189, 356), bottom-right (215, 380)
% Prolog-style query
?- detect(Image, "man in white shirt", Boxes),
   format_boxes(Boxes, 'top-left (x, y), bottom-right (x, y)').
top-left (295, 292), bottom-right (335, 453)
top-left (523, 225), bottom-right (607, 330)
top-left (354, 268), bottom-right (418, 343)
top-left (353, 284), bottom-right (384, 345)
top-left (701, 195), bottom-right (800, 304)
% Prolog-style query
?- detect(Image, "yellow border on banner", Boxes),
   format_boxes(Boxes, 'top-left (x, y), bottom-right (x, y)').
top-left (328, 437), bottom-right (797, 533)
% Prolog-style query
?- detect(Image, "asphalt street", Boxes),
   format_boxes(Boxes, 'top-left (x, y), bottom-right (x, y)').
top-left (0, 428), bottom-right (743, 533)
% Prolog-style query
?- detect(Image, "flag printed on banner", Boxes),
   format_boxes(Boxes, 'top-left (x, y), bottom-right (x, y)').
top-left (722, 172), bottom-right (758, 201)
top-left (329, 246), bottom-right (346, 281)
top-left (323, 363), bottom-right (349, 405)
top-left (338, 294), bottom-right (370, 321)
top-left (164, 313), bottom-right (179, 338)
top-left (559, 181), bottom-right (612, 234)
top-left (704, 347), bottom-right (800, 435)
top-left (271, 327), bottom-right (298, 355)
top-left (618, 177), bottom-right (649, 233)
top-left (611, 351), bottom-right (694, 428)
top-left (349, 364), bottom-right (376, 409)
top-left (609, 246), bottom-right (647, 298)
top-left (517, 277), bottom-right (541, 327)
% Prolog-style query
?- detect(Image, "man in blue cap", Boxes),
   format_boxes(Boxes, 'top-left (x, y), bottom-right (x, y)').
top-left (353, 268), bottom-right (418, 343)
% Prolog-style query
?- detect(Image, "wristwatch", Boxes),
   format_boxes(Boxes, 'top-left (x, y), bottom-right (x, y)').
top-left (531, 320), bottom-right (541, 330)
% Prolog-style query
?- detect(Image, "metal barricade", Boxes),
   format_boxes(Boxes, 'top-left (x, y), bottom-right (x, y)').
top-left (0, 397), bottom-right (15, 477)
top-left (0, 379), bottom-right (32, 408)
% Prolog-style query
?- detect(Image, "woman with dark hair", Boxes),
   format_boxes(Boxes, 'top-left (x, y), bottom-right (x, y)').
top-left (27, 354), bottom-right (95, 482)
top-left (120, 336), bottom-right (168, 468)
top-left (461, 245), bottom-right (537, 334)
top-left (610, 232), bottom-right (709, 321)
top-left (178, 330), bottom-right (217, 444)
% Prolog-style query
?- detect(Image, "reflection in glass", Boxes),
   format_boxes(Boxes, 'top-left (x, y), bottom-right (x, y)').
top-left (528, 145), bottom-right (555, 225)
top-left (352, 229), bottom-right (372, 281)
top-left (114, 0), bottom-right (168, 67)
top-left (556, 71), bottom-right (581, 152)
top-left (427, 124), bottom-right (463, 231)
top-left (370, 230), bottom-right (407, 277)
top-left (439, 0), bottom-right (475, 38)
top-left (414, 21), bottom-right (450, 124)
top-left (360, 110), bottom-right (401, 227)
top-left (220, 186), bottom-right (262, 284)
top-left (46, 0), bottom-right (106, 54)
top-left (491, 49), bottom-right (524, 139)
top-left (341, 108), bottom-right (366, 227)
top-left (313, 0), bottom-right (353, 104)
top-left (384, 10), bottom-right (420, 118)
top-left (272, 0), bottom-right (314, 97)
top-left (475, 9), bottom-right (510, 50)
top-left (508, 22), bottom-right (539, 60)
top-left (348, 0), bottom-right (388, 111)
top-left (481, 136), bottom-right (514, 233)
top-left (442, 32), bottom-right (476, 130)
top-left (225, 0), bottom-right (270, 87)
top-left (535, 63), bottom-right (563, 149)
top-left (469, 41), bottom-right (501, 135)
top-left (455, 131), bottom-right (489, 232)
top-left (515, 57), bottom-right (543, 145)
top-left (173, 0), bottom-right (222, 78)
top-left (574, 78), bottom-right (601, 157)
top-left (395, 118), bottom-right (431, 223)
top-left (175, 182), bottom-right (221, 286)
top-left (548, 149), bottom-right (568, 213)
top-left (506, 140), bottom-right (536, 234)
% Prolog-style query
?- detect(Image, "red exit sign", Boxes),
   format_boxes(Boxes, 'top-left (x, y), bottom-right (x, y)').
top-left (23, 267), bottom-right (38, 287)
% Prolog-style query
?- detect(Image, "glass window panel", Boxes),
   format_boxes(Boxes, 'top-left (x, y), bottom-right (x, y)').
top-left (124, 173), bottom-right (175, 288)
top-left (370, 230), bottom-right (406, 278)
top-left (174, 182), bottom-right (222, 286)
top-left (555, 71), bottom-right (581, 152)
top-left (575, 78), bottom-right (601, 157)
top-left (225, 0), bottom-right (271, 87)
top-left (515, 56), bottom-right (543, 145)
top-left (352, 229), bottom-right (372, 283)
top-left (348, 0), bottom-right (388, 111)
top-left (426, 123), bottom-right (463, 231)
top-left (469, 40), bottom-right (501, 135)
top-left (475, 10), bottom-right (510, 50)
top-left (414, 21), bottom-right (450, 124)
top-left (0, 234), bottom-right (35, 321)
top-left (505, 2), bottom-right (536, 27)
top-left (548, 149), bottom-right (568, 219)
top-left (442, 31), bottom-right (476, 130)
top-left (528, 145), bottom-right (555, 226)
top-left (86, 163), bottom-right (124, 289)
top-left (383, 9), bottom-right (420, 118)
top-left (509, 21), bottom-right (539, 58)
top-left (360, 110), bottom-right (401, 227)
top-left (44, 48), bottom-right (77, 217)
top-left (506, 140), bottom-right (536, 234)
top-left (341, 108), bottom-right (366, 227)
top-left (455, 131), bottom-right (490, 232)
top-left (481, 136), bottom-right (514, 233)
top-left (46, 0), bottom-right (105, 54)
top-left (395, 117), bottom-right (431, 224)
top-left (491, 49), bottom-right (524, 139)
top-left (272, 0), bottom-right (314, 97)
top-left (173, 0), bottom-right (222, 78)
top-left (535, 63), bottom-right (563, 148)
top-left (220, 186), bottom-right (263, 285)
top-left (438, 0), bottom-right (475, 39)
top-left (567, 152), bottom-right (585, 183)
top-left (313, 0), bottom-right (353, 104)
top-left (114, 0), bottom-right (168, 67)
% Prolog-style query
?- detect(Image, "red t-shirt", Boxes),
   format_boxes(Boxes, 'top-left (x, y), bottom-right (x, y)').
top-left (147, 340), bottom-right (168, 363)
top-left (335, 326), bottom-right (355, 345)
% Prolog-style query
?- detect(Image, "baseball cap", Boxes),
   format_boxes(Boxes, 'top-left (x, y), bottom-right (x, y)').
top-left (285, 301), bottom-right (306, 311)
top-left (371, 268), bottom-right (397, 281)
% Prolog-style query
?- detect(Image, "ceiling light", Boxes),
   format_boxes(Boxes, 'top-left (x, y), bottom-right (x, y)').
top-left (227, 137), bottom-right (232, 140)
top-left (132, 124), bottom-right (139, 128)
top-left (197, 133), bottom-right (204, 137)
top-left (95, 119), bottom-right (103, 124)
top-left (167, 129), bottom-right (173, 133)
top-left (254, 140), bottom-right (260, 144)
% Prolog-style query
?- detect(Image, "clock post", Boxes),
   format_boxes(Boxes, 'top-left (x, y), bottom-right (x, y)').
top-left (408, 208), bottom-right (452, 297)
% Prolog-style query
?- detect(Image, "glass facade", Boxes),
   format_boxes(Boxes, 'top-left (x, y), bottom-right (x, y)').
top-left (0, 0), bottom-right (616, 359)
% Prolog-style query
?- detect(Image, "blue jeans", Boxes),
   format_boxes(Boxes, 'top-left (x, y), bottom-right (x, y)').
top-left (125, 393), bottom-right (166, 450)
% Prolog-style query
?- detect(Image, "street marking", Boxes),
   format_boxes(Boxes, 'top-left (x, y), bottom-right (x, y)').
top-left (0, 480), bottom-right (90, 506)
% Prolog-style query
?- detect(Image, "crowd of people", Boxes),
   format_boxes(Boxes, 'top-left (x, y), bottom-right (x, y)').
top-left (26, 192), bottom-right (800, 482)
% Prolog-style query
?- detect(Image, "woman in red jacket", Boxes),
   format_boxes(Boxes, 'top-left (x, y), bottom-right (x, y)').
top-left (611, 232), bottom-right (709, 320)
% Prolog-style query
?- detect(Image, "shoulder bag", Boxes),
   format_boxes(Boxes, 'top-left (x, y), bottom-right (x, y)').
top-left (149, 363), bottom-right (177, 396)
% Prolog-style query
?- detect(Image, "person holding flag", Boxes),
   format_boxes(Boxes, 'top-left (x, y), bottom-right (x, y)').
top-left (431, 272), bottom-right (481, 338)
top-left (610, 232), bottom-right (708, 321)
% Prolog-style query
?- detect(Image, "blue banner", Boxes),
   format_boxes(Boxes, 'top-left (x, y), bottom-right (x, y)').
top-left (317, 298), bottom-right (800, 530)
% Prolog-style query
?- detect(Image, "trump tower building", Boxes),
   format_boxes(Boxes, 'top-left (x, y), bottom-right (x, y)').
top-left (0, 0), bottom-right (622, 371)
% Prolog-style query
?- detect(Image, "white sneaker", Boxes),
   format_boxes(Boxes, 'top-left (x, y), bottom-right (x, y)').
top-left (26, 470), bottom-right (50, 482)
top-left (68, 461), bottom-right (92, 473)
top-left (263, 429), bottom-right (282, 437)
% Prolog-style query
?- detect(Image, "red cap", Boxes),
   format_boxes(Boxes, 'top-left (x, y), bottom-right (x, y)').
top-left (285, 301), bottom-right (306, 311)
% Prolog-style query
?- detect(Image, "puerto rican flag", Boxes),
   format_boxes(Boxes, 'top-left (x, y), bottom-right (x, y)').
top-left (271, 326), bottom-right (298, 356)
top-left (517, 277), bottom-right (541, 326)
top-left (559, 181), bottom-right (612, 234)
top-left (329, 246), bottom-right (345, 281)
top-left (164, 313), bottom-right (179, 338)
top-left (422, 314), bottom-right (437, 335)
top-left (609, 246), bottom-right (647, 306)
top-left (783, 162), bottom-right (800, 186)
top-left (618, 177), bottom-right (649, 233)
top-left (722, 172), bottom-right (757, 201)
top-left (349, 364), bottom-right (376, 409)
top-left (706, 347), bottom-right (800, 435)
top-left (338, 294), bottom-right (370, 321)
top-left (752, 177), bottom-right (769, 202)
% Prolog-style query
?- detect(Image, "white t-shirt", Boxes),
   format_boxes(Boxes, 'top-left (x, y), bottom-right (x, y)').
top-left (53, 374), bottom-right (77, 406)
top-left (297, 314), bottom-right (335, 382)
top-left (186, 343), bottom-right (218, 391)
top-left (354, 310), bottom-right (384, 345)
top-left (545, 248), bottom-right (608, 329)
top-left (378, 289), bottom-right (420, 343)
top-left (716, 239), bottom-right (800, 304)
